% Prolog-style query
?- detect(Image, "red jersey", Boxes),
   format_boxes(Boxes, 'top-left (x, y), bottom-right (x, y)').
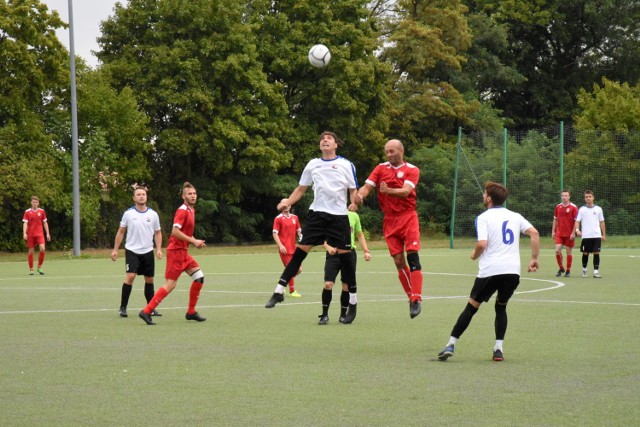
top-left (366, 162), bottom-right (419, 216)
top-left (273, 213), bottom-right (301, 253)
top-left (22, 208), bottom-right (48, 237)
top-left (167, 204), bottom-right (195, 250)
top-left (554, 202), bottom-right (578, 237)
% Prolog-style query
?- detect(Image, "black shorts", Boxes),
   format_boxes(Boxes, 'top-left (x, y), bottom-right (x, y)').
top-left (299, 210), bottom-right (351, 250)
top-left (581, 238), bottom-right (602, 253)
top-left (470, 274), bottom-right (520, 304)
top-left (125, 249), bottom-right (155, 277)
top-left (324, 250), bottom-right (357, 283)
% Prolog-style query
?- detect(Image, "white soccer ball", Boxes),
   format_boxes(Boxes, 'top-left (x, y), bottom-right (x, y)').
top-left (308, 44), bottom-right (331, 68)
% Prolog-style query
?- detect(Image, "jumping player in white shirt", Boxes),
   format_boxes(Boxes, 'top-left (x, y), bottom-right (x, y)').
top-left (265, 131), bottom-right (358, 314)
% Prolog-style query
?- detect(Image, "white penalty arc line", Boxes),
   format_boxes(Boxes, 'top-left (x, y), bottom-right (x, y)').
top-left (3, 272), bottom-right (639, 314)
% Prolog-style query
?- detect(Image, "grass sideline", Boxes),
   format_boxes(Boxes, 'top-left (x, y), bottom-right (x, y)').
top-left (1, 245), bottom-right (639, 426)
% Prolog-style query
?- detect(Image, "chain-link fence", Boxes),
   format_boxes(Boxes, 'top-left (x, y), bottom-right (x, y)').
top-left (450, 124), bottom-right (640, 243)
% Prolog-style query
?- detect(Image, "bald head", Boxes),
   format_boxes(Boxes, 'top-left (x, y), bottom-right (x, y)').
top-left (386, 139), bottom-right (404, 152)
top-left (384, 139), bottom-right (405, 166)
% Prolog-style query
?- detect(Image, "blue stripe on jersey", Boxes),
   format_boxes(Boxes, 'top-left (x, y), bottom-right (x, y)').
top-left (337, 155), bottom-right (359, 189)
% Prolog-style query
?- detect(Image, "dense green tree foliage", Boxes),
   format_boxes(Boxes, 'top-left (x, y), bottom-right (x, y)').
top-left (1, 0), bottom-right (68, 250)
top-left (2, 0), bottom-right (640, 251)
top-left (98, 0), bottom-right (295, 242)
top-left (382, 0), bottom-right (478, 147)
top-left (98, 0), bottom-right (391, 242)
top-left (1, 1), bottom-right (155, 250)
top-left (567, 78), bottom-right (640, 234)
top-left (467, 0), bottom-right (640, 127)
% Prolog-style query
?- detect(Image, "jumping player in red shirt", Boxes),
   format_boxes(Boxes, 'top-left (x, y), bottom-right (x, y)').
top-left (273, 206), bottom-right (303, 297)
top-left (551, 190), bottom-right (578, 277)
top-left (22, 196), bottom-right (51, 275)
top-left (355, 139), bottom-right (424, 318)
top-left (138, 182), bottom-right (207, 325)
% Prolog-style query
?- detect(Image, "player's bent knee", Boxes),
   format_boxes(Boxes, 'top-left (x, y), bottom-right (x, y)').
top-left (407, 252), bottom-right (421, 272)
top-left (191, 269), bottom-right (204, 283)
top-left (495, 301), bottom-right (507, 312)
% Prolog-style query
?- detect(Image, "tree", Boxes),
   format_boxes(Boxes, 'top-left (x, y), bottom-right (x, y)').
top-left (71, 67), bottom-right (152, 246)
top-left (98, 0), bottom-right (392, 243)
top-left (470, 0), bottom-right (640, 128)
top-left (252, 0), bottom-right (391, 169)
top-left (575, 78), bottom-right (640, 133)
top-left (98, 0), bottom-right (294, 242)
top-left (0, 0), bottom-right (68, 251)
top-left (382, 0), bottom-right (479, 147)
top-left (568, 78), bottom-right (640, 234)
top-left (449, 11), bottom-right (525, 131)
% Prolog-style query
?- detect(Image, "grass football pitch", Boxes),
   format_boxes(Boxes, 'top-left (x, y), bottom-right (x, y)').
top-left (1, 245), bottom-right (639, 426)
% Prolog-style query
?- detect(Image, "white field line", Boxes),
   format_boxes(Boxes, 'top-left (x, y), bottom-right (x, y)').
top-left (1, 272), bottom-right (638, 314)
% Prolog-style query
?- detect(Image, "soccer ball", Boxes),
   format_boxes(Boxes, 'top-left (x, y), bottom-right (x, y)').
top-left (308, 44), bottom-right (331, 68)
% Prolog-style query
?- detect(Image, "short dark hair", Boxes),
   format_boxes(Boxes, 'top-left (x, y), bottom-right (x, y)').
top-left (319, 131), bottom-right (343, 147)
top-left (584, 190), bottom-right (594, 196)
top-left (133, 185), bottom-right (147, 195)
top-left (484, 181), bottom-right (508, 206)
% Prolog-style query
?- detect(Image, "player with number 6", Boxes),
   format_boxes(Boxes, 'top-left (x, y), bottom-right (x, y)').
top-left (437, 181), bottom-right (539, 362)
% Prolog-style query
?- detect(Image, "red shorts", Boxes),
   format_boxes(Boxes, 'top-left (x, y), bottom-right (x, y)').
top-left (26, 235), bottom-right (45, 248)
top-left (279, 252), bottom-right (294, 267)
top-left (165, 249), bottom-right (200, 281)
top-left (383, 211), bottom-right (421, 256)
top-left (555, 236), bottom-right (575, 247)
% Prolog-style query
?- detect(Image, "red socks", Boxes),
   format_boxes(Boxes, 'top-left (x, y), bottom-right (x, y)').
top-left (143, 282), bottom-right (204, 315)
top-left (27, 252), bottom-right (45, 269)
top-left (144, 287), bottom-right (168, 314)
top-left (556, 254), bottom-right (573, 271)
top-left (398, 267), bottom-right (412, 298)
top-left (410, 270), bottom-right (423, 302)
top-left (188, 282), bottom-right (203, 315)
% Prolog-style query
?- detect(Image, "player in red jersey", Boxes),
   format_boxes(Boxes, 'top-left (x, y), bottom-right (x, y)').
top-left (22, 196), bottom-right (51, 275)
top-left (551, 190), bottom-right (579, 277)
top-left (273, 205), bottom-right (303, 297)
top-left (138, 182), bottom-right (207, 325)
top-left (354, 139), bottom-right (424, 319)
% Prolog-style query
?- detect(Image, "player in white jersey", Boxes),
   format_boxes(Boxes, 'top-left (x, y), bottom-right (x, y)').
top-left (572, 190), bottom-right (606, 278)
top-left (111, 187), bottom-right (163, 318)
top-left (438, 181), bottom-right (539, 362)
top-left (265, 131), bottom-right (358, 312)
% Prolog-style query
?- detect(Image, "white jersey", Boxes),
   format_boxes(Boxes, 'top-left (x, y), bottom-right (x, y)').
top-left (119, 206), bottom-right (161, 254)
top-left (576, 205), bottom-right (605, 238)
top-left (475, 207), bottom-right (534, 278)
top-left (299, 156), bottom-right (357, 215)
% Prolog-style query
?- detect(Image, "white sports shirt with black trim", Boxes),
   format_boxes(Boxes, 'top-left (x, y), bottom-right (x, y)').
top-left (576, 205), bottom-right (604, 238)
top-left (299, 156), bottom-right (357, 215)
top-left (475, 206), bottom-right (534, 278)
top-left (119, 207), bottom-right (161, 254)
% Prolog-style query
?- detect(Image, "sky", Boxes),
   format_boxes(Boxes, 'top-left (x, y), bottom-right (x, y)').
top-left (41, 0), bottom-right (120, 68)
